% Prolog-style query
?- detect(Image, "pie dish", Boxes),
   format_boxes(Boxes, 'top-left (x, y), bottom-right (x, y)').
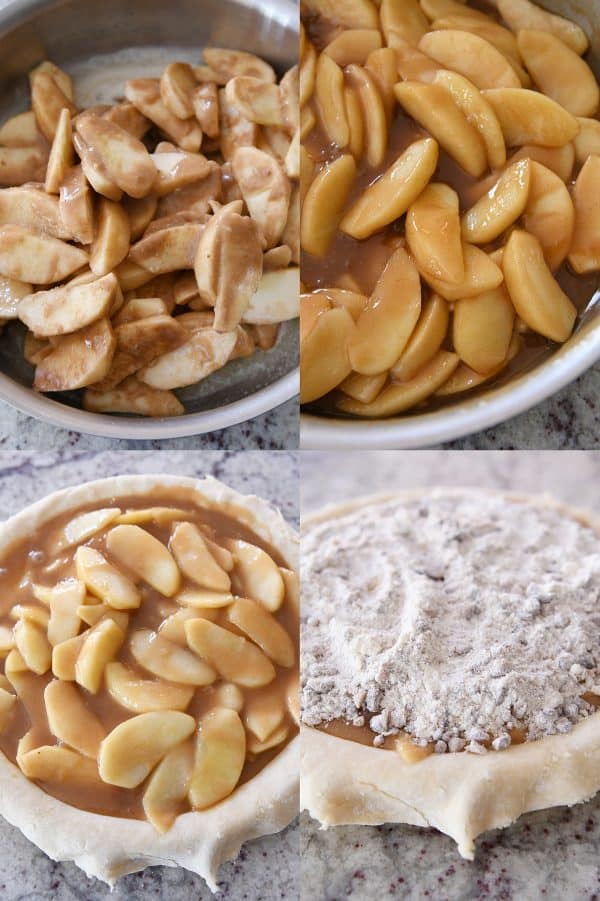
top-left (301, 488), bottom-right (600, 857)
top-left (0, 473), bottom-right (299, 889)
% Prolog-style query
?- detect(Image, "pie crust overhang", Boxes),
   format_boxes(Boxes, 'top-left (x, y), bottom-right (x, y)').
top-left (0, 473), bottom-right (299, 889)
top-left (300, 491), bottom-right (600, 857)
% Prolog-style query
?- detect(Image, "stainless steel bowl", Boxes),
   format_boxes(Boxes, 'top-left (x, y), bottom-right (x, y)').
top-left (301, 0), bottom-right (600, 449)
top-left (0, 0), bottom-right (299, 439)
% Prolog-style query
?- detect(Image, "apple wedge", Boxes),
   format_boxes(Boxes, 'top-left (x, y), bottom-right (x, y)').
top-left (347, 247), bottom-right (421, 375)
top-left (34, 318), bottom-right (116, 391)
top-left (340, 138), bottom-right (439, 240)
top-left (482, 88), bottom-right (580, 147)
top-left (84, 378), bottom-right (185, 417)
top-left (0, 226), bottom-right (88, 284)
top-left (504, 229), bottom-right (576, 341)
top-left (18, 272), bottom-right (117, 337)
top-left (406, 182), bottom-right (464, 284)
top-left (394, 82), bottom-right (486, 177)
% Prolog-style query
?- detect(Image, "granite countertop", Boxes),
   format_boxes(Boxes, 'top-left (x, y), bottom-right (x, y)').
top-left (301, 450), bottom-right (600, 901)
top-left (0, 449), bottom-right (299, 901)
top-left (0, 398), bottom-right (299, 451)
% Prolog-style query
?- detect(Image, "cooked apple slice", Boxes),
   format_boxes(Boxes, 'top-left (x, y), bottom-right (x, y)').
top-left (508, 143), bottom-right (575, 184)
top-left (151, 151), bottom-right (211, 198)
top-left (391, 294), bottom-right (449, 382)
top-left (99, 710), bottom-right (195, 788)
top-left (347, 247), bottom-right (421, 375)
top-left (74, 617), bottom-right (124, 694)
top-left (188, 708), bottom-right (246, 810)
top-left (19, 744), bottom-right (101, 785)
top-left (406, 183), bottom-right (464, 284)
top-left (568, 155), bottom-right (600, 274)
top-left (247, 723), bottom-right (289, 755)
top-left (504, 230), bottom-right (576, 341)
top-left (0, 687), bottom-right (16, 732)
top-left (176, 588), bottom-right (233, 609)
top-left (105, 661), bottom-right (194, 713)
top-left (345, 64), bottom-right (387, 167)
top-left (160, 62), bottom-right (196, 119)
top-left (60, 509), bottom-right (121, 549)
top-left (242, 268), bottom-right (299, 325)
top-left (75, 545), bottom-right (141, 609)
top-left (75, 114), bottom-right (157, 198)
top-left (523, 161), bottom-right (575, 271)
top-left (243, 690), bottom-right (285, 742)
top-left (106, 524), bottom-right (180, 596)
top-left (300, 305), bottom-right (354, 404)
top-left (46, 579), bottom-right (85, 645)
top-left (13, 619), bottom-right (51, 674)
top-left (203, 47), bottom-right (276, 82)
top-left (45, 107), bottom-right (74, 194)
top-left (314, 53), bottom-right (348, 148)
top-left (126, 78), bottom-right (202, 152)
top-left (185, 618), bottom-right (275, 687)
top-left (340, 138), bottom-right (439, 240)
top-left (393, 36), bottom-right (440, 82)
top-left (143, 740), bottom-right (194, 833)
top-left (517, 30), bottom-right (598, 117)
top-left (301, 154), bottom-right (356, 257)
top-left (453, 286), bottom-right (515, 374)
top-left (420, 30), bottom-right (520, 90)
top-left (461, 160), bottom-right (531, 245)
top-left (34, 318), bottom-right (116, 391)
top-left (340, 372), bottom-right (387, 404)
top-left (434, 69), bottom-right (506, 170)
top-left (18, 272), bottom-right (117, 337)
top-left (0, 226), bottom-right (87, 284)
top-left (73, 131), bottom-right (123, 201)
top-left (44, 679), bottom-right (106, 757)
top-left (170, 522), bottom-right (231, 591)
top-left (394, 82), bottom-right (486, 177)
top-left (228, 598), bottom-right (294, 667)
top-left (436, 336), bottom-right (521, 396)
top-left (380, 0), bottom-right (428, 46)
top-left (130, 628), bottom-right (216, 685)
top-left (431, 14), bottom-right (522, 67)
top-left (421, 0), bottom-right (490, 19)
top-left (497, 0), bottom-right (588, 55)
top-left (324, 28), bottom-right (382, 66)
top-left (482, 89), bottom-right (580, 148)
top-left (228, 538), bottom-right (285, 612)
top-left (423, 244), bottom-right (504, 302)
top-left (337, 351), bottom-right (459, 416)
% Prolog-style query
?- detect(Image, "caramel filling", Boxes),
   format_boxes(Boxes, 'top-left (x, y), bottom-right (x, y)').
top-left (0, 486), bottom-right (299, 831)
top-left (301, 1), bottom-right (600, 417)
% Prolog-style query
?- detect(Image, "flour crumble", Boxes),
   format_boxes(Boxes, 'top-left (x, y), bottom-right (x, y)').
top-left (301, 490), bottom-right (600, 750)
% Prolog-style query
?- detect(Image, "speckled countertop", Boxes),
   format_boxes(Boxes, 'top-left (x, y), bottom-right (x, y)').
top-left (300, 450), bottom-right (600, 901)
top-left (0, 449), bottom-right (299, 901)
top-left (0, 398), bottom-right (299, 451)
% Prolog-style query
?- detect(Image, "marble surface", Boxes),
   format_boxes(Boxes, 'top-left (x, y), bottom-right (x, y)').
top-left (0, 398), bottom-right (299, 451)
top-left (0, 449), bottom-right (299, 901)
top-left (300, 450), bottom-right (600, 901)
top-left (443, 365), bottom-right (600, 450)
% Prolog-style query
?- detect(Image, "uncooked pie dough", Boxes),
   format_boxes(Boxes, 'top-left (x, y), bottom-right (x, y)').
top-left (0, 474), bottom-right (299, 888)
top-left (301, 490), bottom-right (600, 856)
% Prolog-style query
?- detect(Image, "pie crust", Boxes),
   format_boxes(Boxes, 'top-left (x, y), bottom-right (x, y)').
top-left (0, 473), bottom-right (299, 889)
top-left (300, 491), bottom-right (600, 857)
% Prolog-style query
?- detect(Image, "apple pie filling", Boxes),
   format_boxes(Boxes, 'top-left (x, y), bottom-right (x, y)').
top-left (0, 489), bottom-right (298, 832)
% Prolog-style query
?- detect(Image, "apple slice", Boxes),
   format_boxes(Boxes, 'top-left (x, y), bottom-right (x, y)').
top-left (18, 272), bottom-right (117, 336)
top-left (504, 229), bottom-right (576, 341)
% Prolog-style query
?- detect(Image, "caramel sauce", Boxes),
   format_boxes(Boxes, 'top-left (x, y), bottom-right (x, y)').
top-left (302, 1), bottom-right (600, 417)
top-left (0, 487), bottom-right (298, 820)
